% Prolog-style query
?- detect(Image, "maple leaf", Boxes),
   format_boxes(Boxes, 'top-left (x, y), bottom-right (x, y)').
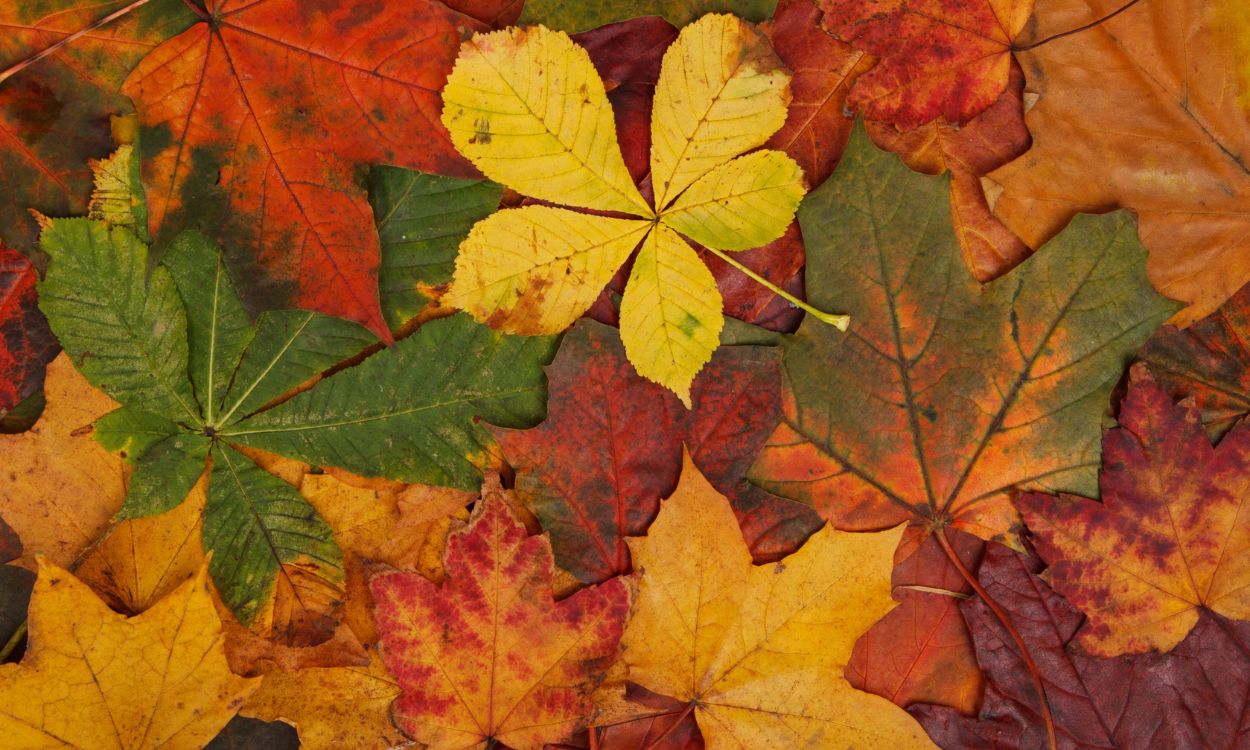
top-left (0, 353), bottom-right (125, 569)
top-left (821, 0), bottom-right (1033, 129)
top-left (749, 122), bottom-right (1175, 553)
top-left (1139, 280), bottom-right (1250, 441)
top-left (914, 545), bottom-right (1250, 749)
top-left (614, 453), bottom-right (935, 748)
top-left (986, 0), bottom-right (1250, 325)
top-left (0, 243), bottom-right (57, 415)
top-left (517, 0), bottom-right (778, 33)
top-left (494, 319), bottom-right (820, 585)
top-left (35, 217), bottom-right (555, 628)
top-left (0, 0), bottom-right (195, 253)
top-left (441, 15), bottom-right (833, 405)
top-left (0, 560), bottom-right (258, 749)
top-left (122, 0), bottom-right (488, 338)
top-left (1019, 364), bottom-right (1250, 656)
top-left (240, 652), bottom-right (405, 750)
top-left (371, 478), bottom-right (630, 750)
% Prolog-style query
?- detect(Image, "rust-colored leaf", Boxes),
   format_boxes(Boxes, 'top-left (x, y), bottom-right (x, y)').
top-left (0, 243), bottom-right (56, 416)
top-left (822, 0), bottom-right (1033, 128)
top-left (1020, 364), bottom-right (1250, 656)
top-left (986, 0), bottom-right (1250, 325)
top-left (123, 0), bottom-right (484, 337)
top-left (372, 478), bottom-right (630, 750)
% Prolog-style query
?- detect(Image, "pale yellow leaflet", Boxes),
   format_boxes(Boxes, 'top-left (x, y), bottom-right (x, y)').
top-left (661, 149), bottom-right (805, 251)
top-left (441, 26), bottom-right (652, 216)
top-left (650, 14), bottom-right (792, 209)
top-left (446, 207), bottom-right (652, 335)
top-left (619, 224), bottom-right (723, 407)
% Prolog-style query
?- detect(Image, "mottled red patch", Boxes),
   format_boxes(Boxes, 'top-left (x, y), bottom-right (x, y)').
top-left (0, 244), bottom-right (56, 416)
top-left (371, 484), bottom-right (629, 748)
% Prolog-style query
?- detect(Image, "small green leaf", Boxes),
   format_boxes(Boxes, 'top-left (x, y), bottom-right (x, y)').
top-left (205, 444), bottom-right (343, 627)
top-left (118, 434), bottom-right (209, 519)
top-left (94, 407), bottom-right (180, 463)
top-left (37, 219), bottom-right (197, 422)
top-left (163, 231), bottom-right (254, 425)
top-left (216, 310), bottom-right (377, 425)
top-left (223, 314), bottom-right (557, 489)
top-left (369, 167), bottom-right (502, 330)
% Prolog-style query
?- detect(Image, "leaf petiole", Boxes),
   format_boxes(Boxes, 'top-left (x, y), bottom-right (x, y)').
top-left (701, 245), bottom-right (850, 331)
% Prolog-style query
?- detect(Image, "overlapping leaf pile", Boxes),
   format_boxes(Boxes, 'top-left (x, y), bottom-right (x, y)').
top-left (1, 0), bottom-right (1248, 748)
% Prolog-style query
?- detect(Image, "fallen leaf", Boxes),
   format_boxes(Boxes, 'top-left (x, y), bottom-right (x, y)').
top-left (822, 0), bottom-right (1033, 128)
top-left (1019, 364), bottom-right (1250, 655)
top-left (240, 651), bottom-right (405, 750)
top-left (554, 685), bottom-right (703, 750)
top-left (1139, 280), bottom-right (1250, 440)
top-left (0, 0), bottom-right (195, 252)
top-left (847, 530), bottom-right (986, 714)
top-left (517, 0), bottom-right (777, 33)
top-left (495, 319), bottom-right (819, 585)
top-left (0, 243), bottom-right (56, 415)
top-left (985, 0), bottom-right (1250, 325)
top-left (749, 122), bottom-right (1175, 553)
top-left (0, 560), bottom-right (258, 749)
top-left (913, 545), bottom-right (1250, 750)
top-left (123, 0), bottom-right (485, 337)
top-left (441, 16), bottom-right (808, 404)
top-left (867, 62), bottom-right (1032, 281)
top-left (616, 453), bottom-right (934, 748)
top-left (0, 353), bottom-right (124, 569)
top-left (762, 0), bottom-right (872, 189)
top-left (206, 716), bottom-right (300, 750)
top-left (372, 478), bottom-right (631, 750)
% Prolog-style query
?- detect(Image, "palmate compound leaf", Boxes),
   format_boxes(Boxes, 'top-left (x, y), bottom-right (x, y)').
top-left (613, 454), bottom-right (935, 749)
top-left (746, 122), bottom-right (1176, 708)
top-left (122, 0), bottom-right (489, 338)
top-left (1019, 365), bottom-right (1250, 656)
top-left (0, 561), bottom-right (258, 750)
top-left (441, 15), bottom-right (810, 405)
top-left (35, 216), bottom-right (556, 629)
top-left (372, 479), bottom-right (631, 750)
top-left (985, 0), bottom-right (1250, 325)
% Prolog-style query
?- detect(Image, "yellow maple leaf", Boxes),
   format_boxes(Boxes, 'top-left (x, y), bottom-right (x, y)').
top-left (0, 560), bottom-right (258, 749)
top-left (611, 453), bottom-right (936, 749)
top-left (441, 15), bottom-right (845, 406)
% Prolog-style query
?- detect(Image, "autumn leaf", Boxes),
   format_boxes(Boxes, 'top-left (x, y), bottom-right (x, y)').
top-left (0, 561), bottom-right (258, 749)
top-left (0, 0), bottom-right (195, 253)
top-left (913, 545), bottom-right (1250, 749)
top-left (822, 0), bottom-right (1032, 128)
top-left (518, 0), bottom-right (778, 33)
top-left (615, 454), bottom-right (935, 748)
top-left (1019, 364), bottom-right (1250, 655)
top-left (749, 122), bottom-right (1175, 551)
top-left (122, 0), bottom-right (487, 337)
top-left (206, 717), bottom-right (299, 750)
top-left (372, 478), bottom-right (630, 750)
top-left (240, 651), bottom-right (405, 750)
top-left (986, 0), bottom-right (1250, 325)
top-left (1139, 280), bottom-right (1250, 441)
top-left (0, 353), bottom-right (125, 569)
top-left (0, 243), bottom-right (56, 415)
top-left (0, 515), bottom-right (34, 655)
top-left (36, 216), bottom-right (554, 627)
top-left (441, 15), bottom-right (820, 404)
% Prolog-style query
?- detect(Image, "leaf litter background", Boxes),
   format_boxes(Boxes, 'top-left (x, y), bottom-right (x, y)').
top-left (0, 0), bottom-right (1248, 748)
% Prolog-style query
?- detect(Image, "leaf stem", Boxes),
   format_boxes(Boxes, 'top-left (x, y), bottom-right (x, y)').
top-left (0, 621), bottom-right (26, 662)
top-left (1012, 0), bottom-right (1142, 51)
top-left (0, 0), bottom-right (158, 86)
top-left (700, 245), bottom-right (850, 331)
top-left (936, 527), bottom-right (1057, 750)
